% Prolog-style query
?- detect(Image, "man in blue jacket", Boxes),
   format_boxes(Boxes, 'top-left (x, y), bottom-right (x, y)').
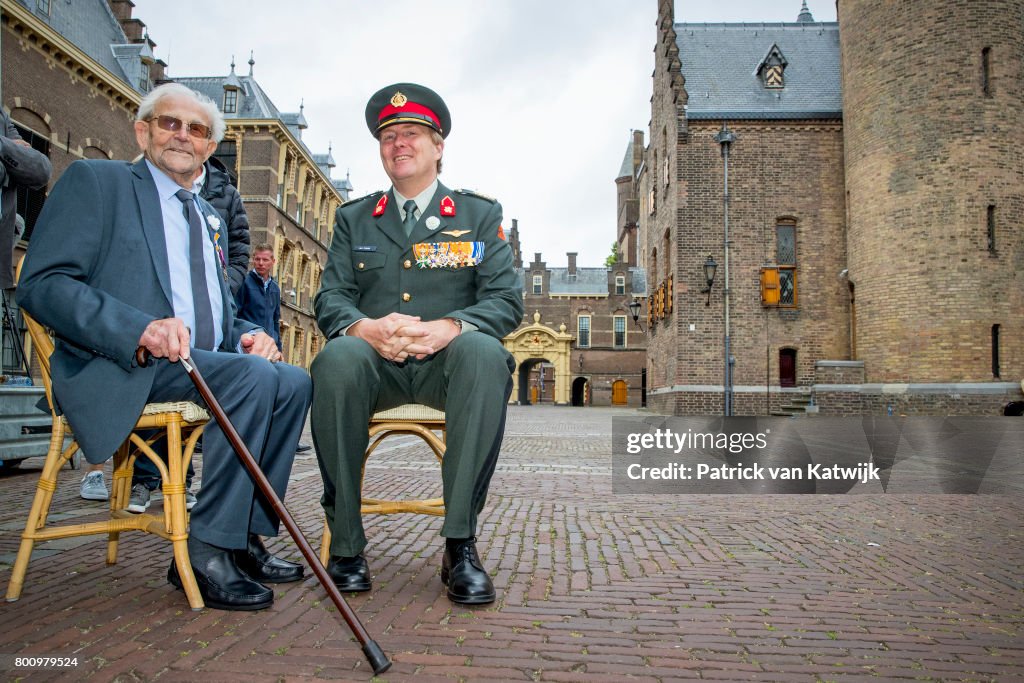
top-left (235, 243), bottom-right (281, 350)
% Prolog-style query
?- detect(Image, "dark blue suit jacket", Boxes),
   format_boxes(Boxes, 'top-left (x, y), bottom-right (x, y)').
top-left (235, 270), bottom-right (281, 350)
top-left (17, 158), bottom-right (254, 462)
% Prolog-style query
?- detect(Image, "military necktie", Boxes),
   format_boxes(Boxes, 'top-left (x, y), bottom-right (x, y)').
top-left (402, 199), bottom-right (417, 237)
top-left (175, 189), bottom-right (216, 351)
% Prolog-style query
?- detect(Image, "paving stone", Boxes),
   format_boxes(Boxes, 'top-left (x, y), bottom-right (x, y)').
top-left (0, 406), bottom-right (1020, 681)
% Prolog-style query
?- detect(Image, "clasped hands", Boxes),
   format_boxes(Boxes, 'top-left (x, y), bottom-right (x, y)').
top-left (350, 312), bottom-right (460, 363)
top-left (139, 318), bottom-right (282, 363)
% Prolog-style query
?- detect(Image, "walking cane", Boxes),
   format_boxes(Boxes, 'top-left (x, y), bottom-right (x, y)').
top-left (143, 350), bottom-right (391, 674)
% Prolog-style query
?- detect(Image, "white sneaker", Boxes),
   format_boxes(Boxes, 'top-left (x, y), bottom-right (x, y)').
top-left (127, 483), bottom-right (151, 513)
top-left (79, 471), bottom-right (108, 501)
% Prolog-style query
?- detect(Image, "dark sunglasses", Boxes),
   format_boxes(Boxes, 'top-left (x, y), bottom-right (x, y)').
top-left (147, 115), bottom-right (212, 140)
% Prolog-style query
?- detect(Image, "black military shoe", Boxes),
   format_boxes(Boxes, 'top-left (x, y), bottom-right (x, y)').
top-left (233, 534), bottom-right (304, 584)
top-left (168, 548), bottom-right (273, 611)
top-left (326, 554), bottom-right (371, 592)
top-left (441, 538), bottom-right (495, 605)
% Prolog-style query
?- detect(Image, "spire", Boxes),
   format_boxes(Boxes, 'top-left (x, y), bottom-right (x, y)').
top-left (225, 56), bottom-right (242, 89)
top-left (248, 50), bottom-right (255, 76)
top-left (797, 0), bottom-right (814, 22)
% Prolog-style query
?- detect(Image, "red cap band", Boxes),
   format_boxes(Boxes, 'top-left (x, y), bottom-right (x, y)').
top-left (377, 101), bottom-right (441, 130)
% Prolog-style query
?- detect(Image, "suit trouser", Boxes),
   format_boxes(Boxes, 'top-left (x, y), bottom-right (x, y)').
top-left (148, 349), bottom-right (312, 549)
top-left (310, 332), bottom-right (514, 558)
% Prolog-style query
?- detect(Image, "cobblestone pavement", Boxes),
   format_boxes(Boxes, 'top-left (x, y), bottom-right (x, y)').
top-left (0, 405), bottom-right (1021, 681)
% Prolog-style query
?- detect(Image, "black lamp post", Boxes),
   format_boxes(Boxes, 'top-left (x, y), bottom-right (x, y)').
top-left (627, 300), bottom-right (644, 331)
top-left (699, 256), bottom-right (718, 306)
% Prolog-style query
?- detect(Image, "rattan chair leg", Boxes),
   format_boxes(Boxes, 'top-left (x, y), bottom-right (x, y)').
top-left (5, 420), bottom-right (72, 602)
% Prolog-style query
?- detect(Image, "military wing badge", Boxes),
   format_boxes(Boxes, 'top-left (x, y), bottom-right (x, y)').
top-left (442, 229), bottom-right (472, 237)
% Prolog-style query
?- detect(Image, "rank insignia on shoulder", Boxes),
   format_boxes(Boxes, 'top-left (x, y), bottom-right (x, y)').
top-left (373, 193), bottom-right (389, 217)
top-left (454, 188), bottom-right (497, 203)
top-left (440, 195), bottom-right (456, 217)
top-left (342, 190), bottom-right (383, 207)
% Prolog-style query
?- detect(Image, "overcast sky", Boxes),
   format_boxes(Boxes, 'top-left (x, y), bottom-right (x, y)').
top-left (131, 1), bottom-right (837, 267)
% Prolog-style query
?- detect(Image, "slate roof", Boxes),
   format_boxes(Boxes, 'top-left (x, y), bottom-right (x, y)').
top-left (176, 74), bottom-right (283, 121)
top-left (617, 137), bottom-right (634, 179)
top-left (676, 21), bottom-right (841, 120)
top-left (517, 267), bottom-right (647, 296)
top-left (12, 0), bottom-right (150, 94)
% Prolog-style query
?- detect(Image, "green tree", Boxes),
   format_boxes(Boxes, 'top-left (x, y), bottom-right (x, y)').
top-left (604, 242), bottom-right (619, 267)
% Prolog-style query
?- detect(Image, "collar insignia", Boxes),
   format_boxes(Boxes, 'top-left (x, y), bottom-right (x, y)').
top-left (440, 195), bottom-right (456, 217)
top-left (373, 194), bottom-right (388, 217)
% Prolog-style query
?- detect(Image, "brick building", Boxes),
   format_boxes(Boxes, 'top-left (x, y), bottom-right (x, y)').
top-left (1, 0), bottom-right (161, 237)
top-left (507, 212), bottom-right (648, 408)
top-left (638, 0), bottom-right (1023, 416)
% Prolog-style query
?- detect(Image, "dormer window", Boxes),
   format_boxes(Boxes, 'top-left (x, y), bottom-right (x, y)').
top-left (758, 44), bottom-right (788, 89)
top-left (224, 89), bottom-right (238, 113)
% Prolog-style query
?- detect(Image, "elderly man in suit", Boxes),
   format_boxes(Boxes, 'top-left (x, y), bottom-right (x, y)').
top-left (17, 82), bottom-right (311, 611)
top-left (311, 83), bottom-right (523, 604)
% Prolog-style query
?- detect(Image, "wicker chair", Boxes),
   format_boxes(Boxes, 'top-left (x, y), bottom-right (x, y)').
top-left (319, 404), bottom-right (446, 565)
top-left (5, 306), bottom-right (210, 609)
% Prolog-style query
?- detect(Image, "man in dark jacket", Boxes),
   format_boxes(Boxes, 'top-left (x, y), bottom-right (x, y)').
top-left (235, 243), bottom-right (281, 350)
top-left (2, 108), bottom-right (52, 289)
top-left (198, 156), bottom-right (250, 296)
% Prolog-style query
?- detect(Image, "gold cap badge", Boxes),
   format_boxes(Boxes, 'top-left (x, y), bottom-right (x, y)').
top-left (390, 91), bottom-right (408, 107)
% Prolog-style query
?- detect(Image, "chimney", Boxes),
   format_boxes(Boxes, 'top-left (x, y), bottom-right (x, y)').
top-left (567, 252), bottom-right (578, 276)
top-left (149, 58), bottom-right (167, 84)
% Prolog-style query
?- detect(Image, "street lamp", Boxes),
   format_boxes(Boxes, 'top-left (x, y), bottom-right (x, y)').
top-left (627, 300), bottom-right (644, 331)
top-left (699, 256), bottom-right (718, 307)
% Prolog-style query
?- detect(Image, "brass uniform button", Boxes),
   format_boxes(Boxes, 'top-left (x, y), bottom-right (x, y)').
top-left (403, 259), bottom-right (412, 269)
top-left (402, 292), bottom-right (412, 302)
top-left (357, 262), bottom-right (365, 270)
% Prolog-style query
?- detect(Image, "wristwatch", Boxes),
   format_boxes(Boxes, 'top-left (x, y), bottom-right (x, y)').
top-left (450, 318), bottom-right (463, 333)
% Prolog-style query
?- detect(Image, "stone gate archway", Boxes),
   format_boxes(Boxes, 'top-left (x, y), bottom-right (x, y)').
top-left (503, 311), bottom-right (574, 405)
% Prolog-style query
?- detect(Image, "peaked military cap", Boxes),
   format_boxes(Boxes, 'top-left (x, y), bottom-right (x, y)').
top-left (365, 82), bottom-right (451, 139)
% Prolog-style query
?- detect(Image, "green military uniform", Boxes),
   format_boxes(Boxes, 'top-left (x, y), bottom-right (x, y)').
top-left (311, 182), bottom-right (523, 557)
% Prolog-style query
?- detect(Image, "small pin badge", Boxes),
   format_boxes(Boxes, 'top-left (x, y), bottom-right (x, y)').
top-left (373, 194), bottom-right (388, 217)
top-left (426, 216), bottom-right (441, 231)
top-left (440, 195), bottom-right (456, 217)
top-left (443, 229), bottom-right (471, 237)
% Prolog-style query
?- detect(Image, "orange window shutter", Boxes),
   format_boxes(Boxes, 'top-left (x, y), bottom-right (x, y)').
top-left (760, 267), bottom-right (780, 306)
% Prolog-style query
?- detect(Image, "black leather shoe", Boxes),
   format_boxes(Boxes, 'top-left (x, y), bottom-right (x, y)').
top-left (167, 549), bottom-right (273, 611)
top-left (326, 554), bottom-right (371, 592)
top-left (441, 538), bottom-right (495, 605)
top-left (233, 534), bottom-right (304, 584)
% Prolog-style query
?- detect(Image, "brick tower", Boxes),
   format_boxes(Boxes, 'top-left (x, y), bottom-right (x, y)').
top-left (839, 0), bottom-right (1023, 382)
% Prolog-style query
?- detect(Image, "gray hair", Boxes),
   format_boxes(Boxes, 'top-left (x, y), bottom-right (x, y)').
top-left (136, 82), bottom-right (226, 143)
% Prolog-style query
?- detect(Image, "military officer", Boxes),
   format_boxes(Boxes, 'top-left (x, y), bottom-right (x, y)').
top-left (311, 83), bottom-right (523, 604)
